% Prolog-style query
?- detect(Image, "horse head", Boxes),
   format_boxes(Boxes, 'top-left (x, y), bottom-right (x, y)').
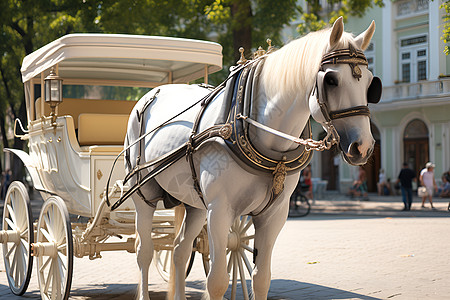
top-left (309, 17), bottom-right (382, 166)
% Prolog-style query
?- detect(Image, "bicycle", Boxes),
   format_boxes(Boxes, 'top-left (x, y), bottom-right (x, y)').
top-left (289, 184), bottom-right (311, 217)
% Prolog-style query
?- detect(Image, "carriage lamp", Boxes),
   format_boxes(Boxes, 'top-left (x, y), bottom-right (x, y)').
top-left (44, 67), bottom-right (63, 124)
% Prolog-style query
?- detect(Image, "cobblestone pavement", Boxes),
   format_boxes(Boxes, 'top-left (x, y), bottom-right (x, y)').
top-left (0, 191), bottom-right (449, 299)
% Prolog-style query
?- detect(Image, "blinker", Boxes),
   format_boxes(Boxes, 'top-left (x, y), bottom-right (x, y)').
top-left (367, 76), bottom-right (382, 104)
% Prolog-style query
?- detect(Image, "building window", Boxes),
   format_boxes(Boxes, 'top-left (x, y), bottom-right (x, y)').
top-left (418, 60), bottom-right (427, 81)
top-left (402, 63), bottom-right (411, 83)
top-left (365, 42), bottom-right (375, 74)
top-left (399, 35), bottom-right (428, 83)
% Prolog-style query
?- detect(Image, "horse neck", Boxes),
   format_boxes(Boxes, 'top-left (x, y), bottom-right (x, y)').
top-left (249, 81), bottom-right (311, 154)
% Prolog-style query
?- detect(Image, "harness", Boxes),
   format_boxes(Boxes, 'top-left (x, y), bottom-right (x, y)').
top-left (313, 43), bottom-right (379, 124)
top-left (110, 44), bottom-right (381, 214)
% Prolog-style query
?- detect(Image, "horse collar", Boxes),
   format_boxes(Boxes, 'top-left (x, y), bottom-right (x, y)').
top-left (223, 58), bottom-right (313, 177)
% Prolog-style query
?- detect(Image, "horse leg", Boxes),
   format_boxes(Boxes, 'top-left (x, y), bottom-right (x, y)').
top-left (205, 203), bottom-right (235, 300)
top-left (133, 196), bottom-right (157, 300)
top-left (172, 206), bottom-right (207, 299)
top-left (251, 198), bottom-right (290, 300)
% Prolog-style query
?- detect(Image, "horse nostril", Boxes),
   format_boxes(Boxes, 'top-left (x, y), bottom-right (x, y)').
top-left (348, 142), bottom-right (361, 158)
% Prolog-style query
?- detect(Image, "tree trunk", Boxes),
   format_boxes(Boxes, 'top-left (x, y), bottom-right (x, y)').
top-left (230, 0), bottom-right (253, 63)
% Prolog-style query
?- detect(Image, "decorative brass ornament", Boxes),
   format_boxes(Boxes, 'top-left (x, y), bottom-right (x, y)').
top-left (239, 135), bottom-right (262, 164)
top-left (254, 46), bottom-right (266, 58)
top-left (272, 162), bottom-right (287, 195)
top-left (350, 63), bottom-right (362, 80)
top-left (97, 169), bottom-right (103, 180)
top-left (219, 124), bottom-right (232, 140)
top-left (237, 47), bottom-right (248, 65)
top-left (266, 38), bottom-right (273, 52)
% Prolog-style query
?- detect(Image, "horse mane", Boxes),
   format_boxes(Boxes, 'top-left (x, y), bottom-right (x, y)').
top-left (261, 28), bottom-right (358, 100)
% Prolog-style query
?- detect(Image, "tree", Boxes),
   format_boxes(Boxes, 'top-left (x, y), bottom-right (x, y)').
top-left (297, 0), bottom-right (385, 35)
top-left (0, 0), bottom-right (381, 181)
top-left (442, 0), bottom-right (450, 55)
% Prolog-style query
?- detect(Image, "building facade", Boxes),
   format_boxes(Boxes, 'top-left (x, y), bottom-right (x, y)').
top-left (285, 0), bottom-right (450, 192)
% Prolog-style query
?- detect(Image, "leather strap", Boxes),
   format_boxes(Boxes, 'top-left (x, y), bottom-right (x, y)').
top-left (329, 105), bottom-right (370, 120)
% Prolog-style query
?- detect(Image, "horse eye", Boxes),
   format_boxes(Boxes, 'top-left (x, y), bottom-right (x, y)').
top-left (324, 72), bottom-right (339, 86)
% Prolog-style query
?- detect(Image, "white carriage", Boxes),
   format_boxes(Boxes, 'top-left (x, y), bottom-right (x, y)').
top-left (0, 34), bottom-right (255, 300)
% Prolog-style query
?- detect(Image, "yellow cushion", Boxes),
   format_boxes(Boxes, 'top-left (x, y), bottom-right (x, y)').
top-left (78, 113), bottom-right (129, 146)
top-left (36, 98), bottom-right (135, 128)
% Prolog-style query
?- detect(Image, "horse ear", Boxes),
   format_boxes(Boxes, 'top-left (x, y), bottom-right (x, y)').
top-left (355, 20), bottom-right (375, 51)
top-left (329, 16), bottom-right (344, 48)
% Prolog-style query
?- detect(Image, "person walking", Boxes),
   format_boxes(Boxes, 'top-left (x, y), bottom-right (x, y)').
top-left (419, 162), bottom-right (438, 209)
top-left (396, 162), bottom-right (416, 210)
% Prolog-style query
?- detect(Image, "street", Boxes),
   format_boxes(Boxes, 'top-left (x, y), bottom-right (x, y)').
top-left (1, 196), bottom-right (450, 299)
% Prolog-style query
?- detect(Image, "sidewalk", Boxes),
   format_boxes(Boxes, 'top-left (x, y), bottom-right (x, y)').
top-left (300, 191), bottom-right (450, 218)
top-left (7, 189), bottom-right (450, 220)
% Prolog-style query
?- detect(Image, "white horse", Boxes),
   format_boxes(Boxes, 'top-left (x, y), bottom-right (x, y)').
top-left (125, 17), bottom-right (379, 300)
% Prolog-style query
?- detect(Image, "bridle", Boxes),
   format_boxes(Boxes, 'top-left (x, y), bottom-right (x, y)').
top-left (311, 43), bottom-right (382, 147)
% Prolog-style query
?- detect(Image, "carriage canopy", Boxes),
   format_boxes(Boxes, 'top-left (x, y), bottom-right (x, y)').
top-left (21, 33), bottom-right (223, 85)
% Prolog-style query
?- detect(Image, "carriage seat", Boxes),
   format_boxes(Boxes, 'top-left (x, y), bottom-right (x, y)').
top-left (35, 98), bottom-right (134, 146)
top-left (78, 113), bottom-right (129, 146)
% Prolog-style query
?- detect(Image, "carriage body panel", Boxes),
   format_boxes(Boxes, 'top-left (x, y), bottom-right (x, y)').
top-left (16, 34), bottom-right (222, 217)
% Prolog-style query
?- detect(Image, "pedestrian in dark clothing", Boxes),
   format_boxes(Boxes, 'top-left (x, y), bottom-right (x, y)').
top-left (396, 162), bottom-right (416, 210)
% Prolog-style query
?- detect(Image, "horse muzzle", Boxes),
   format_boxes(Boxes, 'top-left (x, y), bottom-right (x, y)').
top-left (338, 129), bottom-right (375, 166)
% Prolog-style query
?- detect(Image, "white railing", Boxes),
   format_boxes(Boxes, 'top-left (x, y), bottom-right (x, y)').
top-left (381, 78), bottom-right (450, 102)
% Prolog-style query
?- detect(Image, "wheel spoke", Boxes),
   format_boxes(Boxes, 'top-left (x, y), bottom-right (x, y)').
top-left (18, 243), bottom-right (27, 282)
top-left (7, 203), bottom-right (17, 226)
top-left (6, 243), bottom-right (17, 259)
top-left (20, 228), bottom-right (29, 238)
top-left (54, 210), bottom-right (65, 243)
top-left (14, 249), bottom-right (20, 286)
top-left (40, 256), bottom-right (52, 273)
top-left (241, 234), bottom-right (254, 241)
top-left (236, 251), bottom-right (250, 300)
top-left (57, 252), bottom-right (67, 272)
top-left (57, 243), bottom-right (67, 252)
top-left (240, 217), bottom-right (253, 234)
top-left (227, 251), bottom-right (233, 274)
top-left (5, 217), bottom-right (17, 231)
top-left (20, 236), bottom-right (30, 248)
top-left (52, 259), bottom-right (59, 299)
top-left (43, 212), bottom-right (54, 238)
top-left (40, 227), bottom-right (53, 243)
top-left (240, 249), bottom-right (253, 275)
top-left (240, 243), bottom-right (253, 253)
top-left (55, 255), bottom-right (64, 296)
top-left (230, 253), bottom-right (238, 300)
top-left (238, 216), bottom-right (249, 232)
top-left (44, 260), bottom-right (53, 294)
top-left (16, 203), bottom-right (27, 231)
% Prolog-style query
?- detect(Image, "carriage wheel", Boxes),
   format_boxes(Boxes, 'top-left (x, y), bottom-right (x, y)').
top-left (1, 181), bottom-right (34, 295)
top-left (153, 240), bottom-right (196, 282)
top-left (202, 216), bottom-right (255, 300)
top-left (34, 196), bottom-right (73, 300)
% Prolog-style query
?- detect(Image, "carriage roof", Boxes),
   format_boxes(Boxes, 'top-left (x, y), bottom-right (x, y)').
top-left (20, 33), bottom-right (223, 85)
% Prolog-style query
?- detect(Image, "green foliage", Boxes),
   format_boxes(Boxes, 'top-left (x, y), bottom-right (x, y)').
top-left (442, 0), bottom-right (450, 55)
top-left (297, 0), bottom-right (384, 35)
top-left (0, 0), bottom-right (385, 172)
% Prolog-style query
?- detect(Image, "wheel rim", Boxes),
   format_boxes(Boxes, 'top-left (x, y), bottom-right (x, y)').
top-left (202, 216), bottom-right (255, 300)
top-left (36, 197), bottom-right (73, 300)
top-left (1, 181), bottom-right (33, 295)
top-left (153, 240), bottom-right (196, 282)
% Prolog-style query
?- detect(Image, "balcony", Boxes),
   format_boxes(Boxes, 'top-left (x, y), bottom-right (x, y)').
top-left (381, 78), bottom-right (450, 102)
